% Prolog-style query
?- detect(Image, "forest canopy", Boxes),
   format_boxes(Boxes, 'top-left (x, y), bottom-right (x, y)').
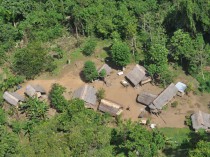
top-left (0, 0), bottom-right (210, 156)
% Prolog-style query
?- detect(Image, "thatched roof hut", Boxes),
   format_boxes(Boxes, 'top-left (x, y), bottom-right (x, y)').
top-left (149, 83), bottom-right (178, 112)
top-left (25, 84), bottom-right (46, 97)
top-left (98, 99), bottom-right (123, 116)
top-left (137, 92), bottom-right (157, 106)
top-left (98, 64), bottom-right (112, 76)
top-left (125, 64), bottom-right (146, 86)
top-left (3, 92), bottom-right (25, 106)
top-left (191, 111), bottom-right (210, 131)
top-left (72, 85), bottom-right (97, 109)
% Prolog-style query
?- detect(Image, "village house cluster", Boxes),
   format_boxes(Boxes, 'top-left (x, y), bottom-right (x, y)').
top-left (2, 64), bottom-right (210, 131)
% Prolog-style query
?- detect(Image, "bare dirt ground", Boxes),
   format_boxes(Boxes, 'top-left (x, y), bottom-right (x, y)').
top-left (15, 60), bottom-right (210, 128)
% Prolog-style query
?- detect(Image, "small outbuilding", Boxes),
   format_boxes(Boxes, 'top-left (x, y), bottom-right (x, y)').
top-left (98, 64), bottom-right (112, 76)
top-left (191, 111), bottom-right (210, 131)
top-left (25, 84), bottom-right (46, 97)
top-left (3, 92), bottom-right (25, 106)
top-left (72, 85), bottom-right (97, 109)
top-left (98, 99), bottom-right (123, 116)
top-left (125, 65), bottom-right (146, 86)
top-left (175, 82), bottom-right (187, 96)
top-left (149, 83), bottom-right (178, 113)
top-left (137, 92), bottom-right (157, 106)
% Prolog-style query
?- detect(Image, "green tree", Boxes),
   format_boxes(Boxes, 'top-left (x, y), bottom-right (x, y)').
top-left (96, 88), bottom-right (105, 102)
top-left (83, 61), bottom-right (98, 82)
top-left (111, 121), bottom-right (165, 157)
top-left (83, 38), bottom-right (97, 56)
top-left (170, 29), bottom-right (193, 62)
top-left (99, 69), bottom-right (106, 79)
top-left (111, 41), bottom-right (130, 67)
top-left (0, 126), bottom-right (19, 157)
top-left (20, 97), bottom-right (49, 121)
top-left (13, 42), bottom-right (56, 79)
top-left (189, 140), bottom-right (210, 157)
top-left (49, 83), bottom-right (68, 112)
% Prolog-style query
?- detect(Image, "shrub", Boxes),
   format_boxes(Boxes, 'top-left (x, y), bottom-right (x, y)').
top-left (83, 39), bottom-right (97, 56)
top-left (171, 101), bottom-right (178, 108)
top-left (49, 84), bottom-right (68, 112)
top-left (185, 115), bottom-right (192, 127)
top-left (83, 61), bottom-right (98, 82)
top-left (96, 88), bottom-right (105, 102)
top-left (99, 69), bottom-right (106, 79)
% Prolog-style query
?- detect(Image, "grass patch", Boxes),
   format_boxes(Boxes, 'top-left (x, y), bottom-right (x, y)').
top-left (70, 49), bottom-right (83, 62)
top-left (160, 127), bottom-right (190, 145)
top-left (159, 127), bottom-right (191, 157)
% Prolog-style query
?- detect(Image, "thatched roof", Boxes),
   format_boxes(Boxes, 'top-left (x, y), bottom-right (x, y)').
top-left (126, 64), bottom-right (146, 86)
top-left (25, 84), bottom-right (46, 97)
top-left (10, 92), bottom-right (25, 102)
top-left (99, 99), bottom-right (123, 116)
top-left (98, 64), bottom-right (112, 76)
top-left (191, 111), bottom-right (210, 131)
top-left (3, 92), bottom-right (24, 106)
top-left (137, 92), bottom-right (157, 106)
top-left (72, 85), bottom-right (97, 108)
top-left (149, 83), bottom-right (178, 110)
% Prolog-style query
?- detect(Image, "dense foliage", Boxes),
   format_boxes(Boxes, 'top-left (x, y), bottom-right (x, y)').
top-left (83, 61), bottom-right (98, 82)
top-left (83, 38), bottom-right (97, 56)
top-left (13, 42), bottom-right (56, 79)
top-left (111, 41), bottom-right (130, 67)
top-left (0, 0), bottom-right (210, 156)
top-left (49, 83), bottom-right (68, 112)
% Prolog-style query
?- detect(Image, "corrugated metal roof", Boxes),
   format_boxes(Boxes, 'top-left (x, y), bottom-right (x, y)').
top-left (175, 82), bottom-right (187, 93)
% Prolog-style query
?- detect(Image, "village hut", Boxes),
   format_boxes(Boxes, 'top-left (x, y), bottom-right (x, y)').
top-left (98, 64), bottom-right (112, 76)
top-left (191, 111), bottom-right (210, 131)
top-left (72, 85), bottom-right (97, 109)
top-left (137, 92), bottom-right (157, 106)
top-left (125, 64), bottom-right (146, 86)
top-left (3, 91), bottom-right (25, 106)
top-left (98, 99), bottom-right (123, 116)
top-left (25, 84), bottom-right (46, 97)
top-left (149, 83), bottom-right (178, 113)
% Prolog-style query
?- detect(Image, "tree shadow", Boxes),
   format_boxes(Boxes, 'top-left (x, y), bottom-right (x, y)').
top-left (79, 71), bottom-right (89, 83)
top-left (162, 129), bottom-right (210, 157)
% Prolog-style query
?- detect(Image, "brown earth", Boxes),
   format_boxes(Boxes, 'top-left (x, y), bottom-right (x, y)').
top-left (15, 60), bottom-right (210, 128)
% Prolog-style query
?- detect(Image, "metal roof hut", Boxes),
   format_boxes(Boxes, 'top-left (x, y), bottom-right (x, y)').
top-left (99, 99), bottom-right (123, 116)
top-left (3, 92), bottom-right (25, 106)
top-left (25, 84), bottom-right (46, 97)
top-left (149, 83), bottom-right (178, 113)
top-left (98, 64), bottom-right (112, 76)
top-left (125, 64), bottom-right (146, 86)
top-left (137, 92), bottom-right (157, 106)
top-left (191, 111), bottom-right (210, 131)
top-left (72, 85), bottom-right (97, 109)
